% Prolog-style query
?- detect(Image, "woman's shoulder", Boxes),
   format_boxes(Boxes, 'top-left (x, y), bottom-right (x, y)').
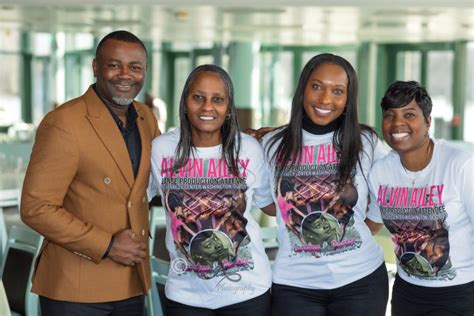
top-left (360, 126), bottom-right (379, 145)
top-left (371, 149), bottom-right (398, 171)
top-left (434, 139), bottom-right (473, 166)
top-left (261, 126), bottom-right (285, 147)
top-left (152, 127), bottom-right (180, 147)
top-left (240, 132), bottom-right (264, 151)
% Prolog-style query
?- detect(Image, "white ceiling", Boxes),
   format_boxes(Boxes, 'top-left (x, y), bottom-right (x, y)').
top-left (0, 0), bottom-right (473, 45)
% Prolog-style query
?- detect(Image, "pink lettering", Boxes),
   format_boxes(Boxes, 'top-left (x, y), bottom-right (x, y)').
top-left (207, 159), bottom-right (217, 177)
top-left (398, 187), bottom-right (409, 207)
top-left (317, 144), bottom-right (327, 163)
top-left (437, 184), bottom-right (444, 205)
top-left (160, 158), bottom-right (169, 177)
top-left (239, 159), bottom-right (249, 177)
top-left (389, 187), bottom-right (398, 206)
top-left (303, 146), bottom-right (314, 164)
top-left (377, 185), bottom-right (386, 206)
top-left (427, 185), bottom-right (436, 206)
top-left (409, 188), bottom-right (419, 207)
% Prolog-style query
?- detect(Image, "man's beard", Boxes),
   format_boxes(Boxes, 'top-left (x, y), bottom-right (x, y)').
top-left (112, 96), bottom-right (133, 106)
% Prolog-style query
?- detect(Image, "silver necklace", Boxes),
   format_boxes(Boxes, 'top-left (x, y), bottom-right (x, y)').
top-left (400, 140), bottom-right (433, 187)
top-left (402, 165), bottom-right (417, 187)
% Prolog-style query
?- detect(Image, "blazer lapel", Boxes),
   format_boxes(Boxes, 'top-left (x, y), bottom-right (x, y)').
top-left (84, 87), bottom-right (135, 188)
top-left (133, 104), bottom-right (152, 191)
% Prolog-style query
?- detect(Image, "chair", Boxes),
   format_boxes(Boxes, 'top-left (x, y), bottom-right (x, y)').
top-left (0, 225), bottom-right (42, 316)
top-left (0, 208), bottom-right (7, 261)
top-left (0, 280), bottom-right (11, 316)
top-left (149, 207), bottom-right (170, 261)
top-left (149, 207), bottom-right (166, 241)
top-left (0, 188), bottom-right (20, 261)
top-left (151, 257), bottom-right (170, 286)
top-left (146, 257), bottom-right (170, 316)
top-left (261, 226), bottom-right (279, 262)
top-left (146, 207), bottom-right (168, 316)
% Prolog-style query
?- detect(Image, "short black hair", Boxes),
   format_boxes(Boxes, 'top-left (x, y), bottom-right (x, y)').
top-left (95, 30), bottom-right (147, 59)
top-left (381, 80), bottom-right (432, 122)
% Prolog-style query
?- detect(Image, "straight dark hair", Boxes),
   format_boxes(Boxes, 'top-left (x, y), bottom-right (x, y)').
top-left (267, 53), bottom-right (375, 189)
top-left (95, 30), bottom-right (147, 58)
top-left (174, 64), bottom-right (242, 176)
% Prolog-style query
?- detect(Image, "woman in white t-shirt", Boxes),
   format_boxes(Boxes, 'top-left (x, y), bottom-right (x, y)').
top-left (366, 80), bottom-right (474, 315)
top-left (262, 53), bottom-right (389, 316)
top-left (148, 64), bottom-right (275, 315)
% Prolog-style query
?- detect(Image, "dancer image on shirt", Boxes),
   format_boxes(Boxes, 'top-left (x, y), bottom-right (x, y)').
top-left (261, 53), bottom-right (389, 316)
top-left (149, 64), bottom-right (275, 315)
top-left (366, 80), bottom-right (474, 316)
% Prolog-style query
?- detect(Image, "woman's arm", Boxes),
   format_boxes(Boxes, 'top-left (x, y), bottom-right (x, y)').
top-left (365, 218), bottom-right (384, 235)
top-left (260, 203), bottom-right (276, 216)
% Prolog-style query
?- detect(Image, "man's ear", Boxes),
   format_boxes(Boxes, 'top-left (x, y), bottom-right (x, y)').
top-left (426, 116), bottom-right (432, 129)
top-left (92, 58), bottom-right (98, 77)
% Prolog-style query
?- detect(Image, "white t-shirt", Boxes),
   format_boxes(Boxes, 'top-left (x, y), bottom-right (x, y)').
top-left (262, 128), bottom-right (387, 289)
top-left (149, 128), bottom-right (273, 309)
top-left (367, 139), bottom-right (474, 287)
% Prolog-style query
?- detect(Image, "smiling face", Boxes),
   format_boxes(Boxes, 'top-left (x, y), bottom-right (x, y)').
top-left (303, 63), bottom-right (348, 126)
top-left (382, 100), bottom-right (431, 155)
top-left (185, 71), bottom-right (229, 147)
top-left (191, 230), bottom-right (233, 266)
top-left (303, 213), bottom-right (340, 245)
top-left (93, 39), bottom-right (146, 106)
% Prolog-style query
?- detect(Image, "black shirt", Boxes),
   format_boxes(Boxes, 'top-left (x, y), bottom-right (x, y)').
top-left (93, 85), bottom-right (142, 178)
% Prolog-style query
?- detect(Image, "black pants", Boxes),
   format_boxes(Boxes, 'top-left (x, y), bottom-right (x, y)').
top-left (165, 289), bottom-right (271, 316)
top-left (392, 274), bottom-right (474, 316)
top-left (39, 295), bottom-right (145, 316)
top-left (271, 263), bottom-right (388, 316)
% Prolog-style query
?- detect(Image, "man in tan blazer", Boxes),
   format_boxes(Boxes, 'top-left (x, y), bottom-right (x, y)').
top-left (21, 30), bottom-right (160, 315)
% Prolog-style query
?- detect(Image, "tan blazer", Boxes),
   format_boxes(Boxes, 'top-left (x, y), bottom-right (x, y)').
top-left (21, 86), bottom-right (160, 303)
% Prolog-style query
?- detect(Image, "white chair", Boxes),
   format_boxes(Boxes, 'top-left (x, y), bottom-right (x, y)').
top-left (149, 207), bottom-right (169, 262)
top-left (0, 280), bottom-right (11, 316)
top-left (146, 256), bottom-right (170, 316)
top-left (0, 208), bottom-right (7, 261)
top-left (149, 206), bottom-right (166, 253)
top-left (0, 188), bottom-right (20, 261)
top-left (151, 257), bottom-right (170, 286)
top-left (146, 207), bottom-right (168, 316)
top-left (261, 226), bottom-right (279, 263)
top-left (0, 225), bottom-right (42, 316)
top-left (261, 226), bottom-right (279, 249)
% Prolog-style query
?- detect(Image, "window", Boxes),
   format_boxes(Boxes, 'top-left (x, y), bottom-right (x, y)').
top-left (427, 51), bottom-right (454, 139)
top-left (465, 42), bottom-right (474, 142)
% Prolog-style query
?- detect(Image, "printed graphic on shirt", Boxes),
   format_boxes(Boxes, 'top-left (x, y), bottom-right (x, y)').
top-left (376, 184), bottom-right (455, 280)
top-left (275, 144), bottom-right (362, 257)
top-left (161, 157), bottom-right (253, 279)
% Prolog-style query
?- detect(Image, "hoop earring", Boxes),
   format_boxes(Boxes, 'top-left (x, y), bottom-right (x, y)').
top-left (226, 113), bottom-right (231, 120)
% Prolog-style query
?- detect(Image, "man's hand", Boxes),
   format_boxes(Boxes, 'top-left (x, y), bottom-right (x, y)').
top-left (244, 127), bottom-right (275, 142)
top-left (107, 229), bottom-right (147, 267)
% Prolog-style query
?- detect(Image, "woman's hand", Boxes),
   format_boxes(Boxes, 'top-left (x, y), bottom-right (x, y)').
top-left (244, 127), bottom-right (275, 141)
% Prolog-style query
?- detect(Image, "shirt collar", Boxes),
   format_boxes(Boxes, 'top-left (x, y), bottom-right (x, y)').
top-left (92, 84), bottom-right (138, 129)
